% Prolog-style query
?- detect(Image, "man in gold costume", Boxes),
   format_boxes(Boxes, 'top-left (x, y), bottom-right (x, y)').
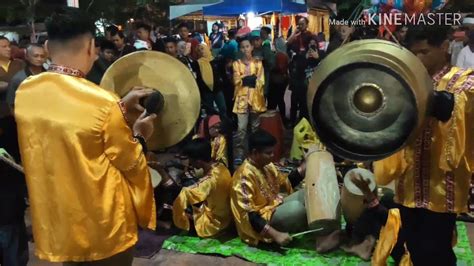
top-left (173, 138), bottom-right (232, 238)
top-left (233, 37), bottom-right (266, 165)
top-left (14, 8), bottom-right (157, 265)
top-left (374, 25), bottom-right (473, 265)
top-left (231, 129), bottom-right (307, 246)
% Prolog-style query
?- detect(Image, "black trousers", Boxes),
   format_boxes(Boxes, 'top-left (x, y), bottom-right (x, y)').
top-left (289, 78), bottom-right (308, 123)
top-left (268, 80), bottom-right (288, 122)
top-left (392, 205), bottom-right (457, 266)
top-left (0, 116), bottom-right (21, 163)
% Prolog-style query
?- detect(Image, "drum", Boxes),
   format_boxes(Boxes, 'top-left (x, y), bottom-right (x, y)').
top-left (259, 110), bottom-right (285, 162)
top-left (304, 150), bottom-right (341, 233)
top-left (340, 168), bottom-right (376, 224)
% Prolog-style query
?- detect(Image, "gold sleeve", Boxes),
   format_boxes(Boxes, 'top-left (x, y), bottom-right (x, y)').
top-left (233, 61), bottom-right (243, 88)
top-left (256, 61), bottom-right (265, 90)
top-left (373, 151), bottom-right (407, 186)
top-left (438, 92), bottom-right (467, 171)
top-left (102, 101), bottom-right (156, 230)
top-left (465, 88), bottom-right (474, 172)
top-left (278, 172), bottom-right (294, 195)
top-left (233, 175), bottom-right (259, 213)
top-left (172, 176), bottom-right (216, 231)
top-left (214, 136), bottom-right (228, 167)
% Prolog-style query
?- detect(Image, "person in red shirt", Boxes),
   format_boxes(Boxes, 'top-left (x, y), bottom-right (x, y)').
top-left (287, 17), bottom-right (315, 125)
top-left (287, 17), bottom-right (314, 57)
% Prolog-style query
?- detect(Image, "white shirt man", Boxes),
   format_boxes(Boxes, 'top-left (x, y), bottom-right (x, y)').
top-left (456, 32), bottom-right (474, 69)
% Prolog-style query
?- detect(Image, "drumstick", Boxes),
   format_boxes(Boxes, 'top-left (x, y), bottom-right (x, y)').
top-left (290, 228), bottom-right (324, 238)
top-left (0, 155), bottom-right (24, 173)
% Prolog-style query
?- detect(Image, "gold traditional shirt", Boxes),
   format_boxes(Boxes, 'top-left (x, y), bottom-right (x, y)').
top-left (211, 134), bottom-right (228, 167)
top-left (232, 59), bottom-right (266, 114)
top-left (374, 66), bottom-right (472, 214)
top-left (14, 73), bottom-right (156, 262)
top-left (230, 160), bottom-right (293, 245)
top-left (173, 163), bottom-right (232, 238)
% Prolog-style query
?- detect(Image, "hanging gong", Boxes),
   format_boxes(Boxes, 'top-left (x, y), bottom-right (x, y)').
top-left (307, 40), bottom-right (433, 161)
top-left (101, 51), bottom-right (201, 151)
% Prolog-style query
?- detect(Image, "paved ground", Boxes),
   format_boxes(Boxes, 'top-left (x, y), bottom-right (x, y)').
top-left (28, 247), bottom-right (256, 266)
top-left (27, 223), bottom-right (474, 266)
top-left (23, 125), bottom-right (474, 265)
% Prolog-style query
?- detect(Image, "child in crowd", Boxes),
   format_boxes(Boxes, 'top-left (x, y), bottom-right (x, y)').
top-left (197, 115), bottom-right (229, 167)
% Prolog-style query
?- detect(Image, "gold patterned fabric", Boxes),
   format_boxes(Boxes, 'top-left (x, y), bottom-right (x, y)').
top-left (372, 209), bottom-right (412, 266)
top-left (230, 159), bottom-right (293, 245)
top-left (173, 163), bottom-right (232, 238)
top-left (211, 135), bottom-right (228, 167)
top-left (14, 73), bottom-right (156, 262)
top-left (232, 59), bottom-right (266, 114)
top-left (374, 66), bottom-right (473, 214)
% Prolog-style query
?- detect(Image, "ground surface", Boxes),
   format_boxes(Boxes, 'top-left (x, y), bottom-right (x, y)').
top-left (27, 223), bottom-right (474, 266)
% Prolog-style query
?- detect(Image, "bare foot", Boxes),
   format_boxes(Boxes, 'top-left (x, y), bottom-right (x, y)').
top-left (157, 220), bottom-right (172, 230)
top-left (315, 229), bottom-right (343, 253)
top-left (341, 235), bottom-right (376, 260)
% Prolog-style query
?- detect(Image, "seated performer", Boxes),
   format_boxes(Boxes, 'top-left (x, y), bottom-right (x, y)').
top-left (14, 8), bottom-right (156, 265)
top-left (230, 129), bottom-right (307, 246)
top-left (341, 171), bottom-right (412, 265)
top-left (173, 138), bottom-right (232, 238)
top-left (374, 24), bottom-right (473, 266)
top-left (197, 114), bottom-right (228, 167)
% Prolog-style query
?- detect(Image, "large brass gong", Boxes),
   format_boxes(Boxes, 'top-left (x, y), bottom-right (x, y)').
top-left (308, 40), bottom-right (433, 161)
top-left (101, 51), bottom-right (201, 151)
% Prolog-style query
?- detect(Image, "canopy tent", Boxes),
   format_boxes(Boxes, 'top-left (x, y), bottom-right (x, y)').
top-left (306, 0), bottom-right (337, 15)
top-left (203, 0), bottom-right (307, 16)
top-left (170, 0), bottom-right (222, 20)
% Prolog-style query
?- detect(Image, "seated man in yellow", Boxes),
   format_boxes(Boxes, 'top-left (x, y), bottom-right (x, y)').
top-left (173, 138), bottom-right (232, 238)
top-left (231, 129), bottom-right (307, 246)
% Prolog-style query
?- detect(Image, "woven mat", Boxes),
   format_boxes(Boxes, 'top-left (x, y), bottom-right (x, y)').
top-left (162, 222), bottom-right (474, 266)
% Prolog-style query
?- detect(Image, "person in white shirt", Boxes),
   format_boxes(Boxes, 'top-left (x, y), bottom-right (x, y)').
top-left (456, 31), bottom-right (474, 69)
top-left (449, 28), bottom-right (465, 66)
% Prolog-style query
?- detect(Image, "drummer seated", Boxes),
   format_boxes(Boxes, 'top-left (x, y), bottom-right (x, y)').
top-left (196, 115), bottom-right (229, 167)
top-left (230, 129), bottom-right (308, 247)
top-left (341, 171), bottom-right (410, 263)
top-left (172, 138), bottom-right (233, 238)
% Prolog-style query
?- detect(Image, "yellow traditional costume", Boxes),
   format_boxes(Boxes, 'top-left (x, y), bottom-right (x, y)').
top-left (211, 134), bottom-right (228, 167)
top-left (232, 59), bottom-right (266, 114)
top-left (372, 209), bottom-right (412, 266)
top-left (372, 66), bottom-right (473, 265)
top-left (14, 71), bottom-right (156, 262)
top-left (230, 159), bottom-right (293, 245)
top-left (197, 44), bottom-right (214, 91)
top-left (233, 59), bottom-right (266, 159)
top-left (173, 163), bottom-right (232, 237)
top-left (195, 115), bottom-right (228, 167)
top-left (374, 66), bottom-right (472, 214)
